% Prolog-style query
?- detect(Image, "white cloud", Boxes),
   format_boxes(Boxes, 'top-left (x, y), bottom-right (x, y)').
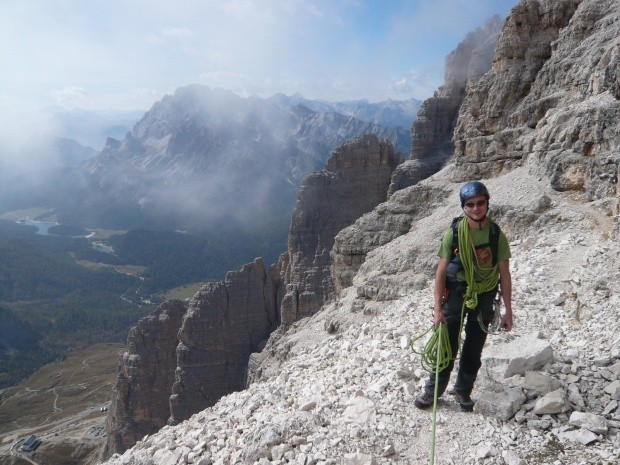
top-left (390, 71), bottom-right (440, 100)
top-left (162, 27), bottom-right (194, 40)
top-left (0, 0), bottom-right (518, 117)
top-left (51, 86), bottom-right (88, 108)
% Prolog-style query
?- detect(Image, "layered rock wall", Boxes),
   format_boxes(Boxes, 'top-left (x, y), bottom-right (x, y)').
top-left (388, 16), bottom-right (502, 196)
top-left (331, 181), bottom-right (452, 296)
top-left (105, 259), bottom-right (278, 457)
top-left (104, 300), bottom-right (186, 458)
top-left (453, 0), bottom-right (619, 200)
top-left (169, 258), bottom-right (277, 423)
top-left (280, 135), bottom-right (402, 322)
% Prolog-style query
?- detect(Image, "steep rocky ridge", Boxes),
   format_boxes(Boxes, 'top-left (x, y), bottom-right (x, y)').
top-left (104, 165), bottom-right (620, 465)
top-left (104, 259), bottom-right (278, 458)
top-left (388, 15), bottom-right (502, 196)
top-left (102, 1), bottom-right (620, 463)
top-left (453, 0), bottom-right (619, 202)
top-left (104, 300), bottom-right (186, 458)
top-left (104, 137), bottom-right (400, 458)
top-left (280, 135), bottom-right (402, 323)
top-left (168, 258), bottom-right (278, 425)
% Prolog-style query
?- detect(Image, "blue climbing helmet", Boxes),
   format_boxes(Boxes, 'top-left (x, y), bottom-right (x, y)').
top-left (459, 181), bottom-right (490, 207)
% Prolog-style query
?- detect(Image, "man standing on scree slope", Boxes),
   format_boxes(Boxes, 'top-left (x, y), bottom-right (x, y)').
top-left (415, 181), bottom-right (513, 411)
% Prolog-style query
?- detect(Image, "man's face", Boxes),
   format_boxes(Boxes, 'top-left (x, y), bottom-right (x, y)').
top-left (463, 194), bottom-right (488, 221)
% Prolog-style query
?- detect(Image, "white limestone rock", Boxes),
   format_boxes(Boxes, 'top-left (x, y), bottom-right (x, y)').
top-left (533, 389), bottom-right (570, 415)
top-left (483, 332), bottom-right (555, 380)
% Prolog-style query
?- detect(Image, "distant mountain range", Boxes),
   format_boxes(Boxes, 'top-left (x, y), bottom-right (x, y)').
top-left (267, 92), bottom-right (421, 130)
top-left (46, 108), bottom-right (145, 150)
top-left (52, 85), bottom-right (419, 232)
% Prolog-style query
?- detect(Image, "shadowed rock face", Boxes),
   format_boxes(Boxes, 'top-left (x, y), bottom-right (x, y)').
top-left (105, 259), bottom-right (277, 457)
top-left (104, 300), bottom-right (186, 458)
top-left (169, 258), bottom-right (277, 424)
top-left (453, 0), bottom-right (619, 200)
top-left (280, 135), bottom-right (403, 323)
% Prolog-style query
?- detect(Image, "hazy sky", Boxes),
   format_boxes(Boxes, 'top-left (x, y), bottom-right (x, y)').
top-left (1, 0), bottom-right (518, 117)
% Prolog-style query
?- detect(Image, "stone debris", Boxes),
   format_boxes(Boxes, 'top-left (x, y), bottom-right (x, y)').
top-left (103, 167), bottom-right (620, 465)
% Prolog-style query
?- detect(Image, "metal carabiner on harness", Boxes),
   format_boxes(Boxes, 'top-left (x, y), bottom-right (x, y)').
top-left (478, 293), bottom-right (503, 334)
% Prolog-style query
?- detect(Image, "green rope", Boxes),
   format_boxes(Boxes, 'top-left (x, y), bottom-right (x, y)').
top-left (429, 322), bottom-right (448, 465)
top-left (410, 323), bottom-right (451, 465)
top-left (410, 322), bottom-right (452, 372)
top-left (458, 218), bottom-right (500, 309)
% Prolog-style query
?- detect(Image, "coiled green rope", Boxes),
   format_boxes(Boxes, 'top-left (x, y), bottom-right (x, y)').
top-left (410, 322), bottom-right (452, 465)
top-left (458, 217), bottom-right (500, 309)
top-left (411, 322), bottom-right (452, 372)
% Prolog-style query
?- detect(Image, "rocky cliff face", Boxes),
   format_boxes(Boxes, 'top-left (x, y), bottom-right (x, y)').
top-left (104, 300), bottom-right (186, 458)
top-left (104, 259), bottom-right (278, 458)
top-left (387, 15), bottom-right (502, 196)
top-left (280, 135), bottom-right (402, 323)
top-left (168, 258), bottom-right (277, 424)
top-left (453, 0), bottom-right (619, 201)
top-left (105, 136), bottom-right (401, 456)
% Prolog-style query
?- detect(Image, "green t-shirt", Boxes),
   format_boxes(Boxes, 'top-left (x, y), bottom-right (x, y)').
top-left (438, 219), bottom-right (511, 282)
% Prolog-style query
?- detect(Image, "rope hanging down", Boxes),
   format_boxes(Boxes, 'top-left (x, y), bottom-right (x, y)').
top-left (428, 322), bottom-right (447, 465)
top-left (410, 323), bottom-right (451, 465)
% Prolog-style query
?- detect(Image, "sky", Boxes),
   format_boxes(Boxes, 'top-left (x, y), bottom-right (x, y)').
top-left (1, 0), bottom-right (518, 119)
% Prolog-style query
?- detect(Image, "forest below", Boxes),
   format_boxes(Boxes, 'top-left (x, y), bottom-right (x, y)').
top-left (0, 217), bottom-right (288, 389)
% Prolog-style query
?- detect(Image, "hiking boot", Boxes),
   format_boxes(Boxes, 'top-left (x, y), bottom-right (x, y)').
top-left (414, 392), bottom-right (434, 409)
top-left (452, 391), bottom-right (474, 412)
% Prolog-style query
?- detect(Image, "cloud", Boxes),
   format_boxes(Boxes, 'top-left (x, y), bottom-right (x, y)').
top-left (162, 27), bottom-right (194, 40)
top-left (51, 86), bottom-right (88, 108)
top-left (390, 71), bottom-right (439, 100)
top-left (0, 0), bottom-right (518, 118)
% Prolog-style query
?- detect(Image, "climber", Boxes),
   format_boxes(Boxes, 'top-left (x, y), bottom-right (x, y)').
top-left (414, 181), bottom-right (513, 411)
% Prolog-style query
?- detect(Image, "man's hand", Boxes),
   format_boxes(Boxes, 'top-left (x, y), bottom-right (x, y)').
top-left (433, 303), bottom-right (448, 327)
top-left (501, 311), bottom-right (513, 332)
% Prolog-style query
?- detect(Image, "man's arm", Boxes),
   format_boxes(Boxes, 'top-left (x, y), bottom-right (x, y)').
top-left (433, 257), bottom-right (449, 327)
top-left (498, 259), bottom-right (513, 331)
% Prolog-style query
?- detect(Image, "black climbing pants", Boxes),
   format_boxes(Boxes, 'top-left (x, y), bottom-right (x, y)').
top-left (423, 281), bottom-right (497, 397)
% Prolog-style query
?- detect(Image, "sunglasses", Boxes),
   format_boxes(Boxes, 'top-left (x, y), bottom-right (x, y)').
top-left (464, 200), bottom-right (487, 208)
